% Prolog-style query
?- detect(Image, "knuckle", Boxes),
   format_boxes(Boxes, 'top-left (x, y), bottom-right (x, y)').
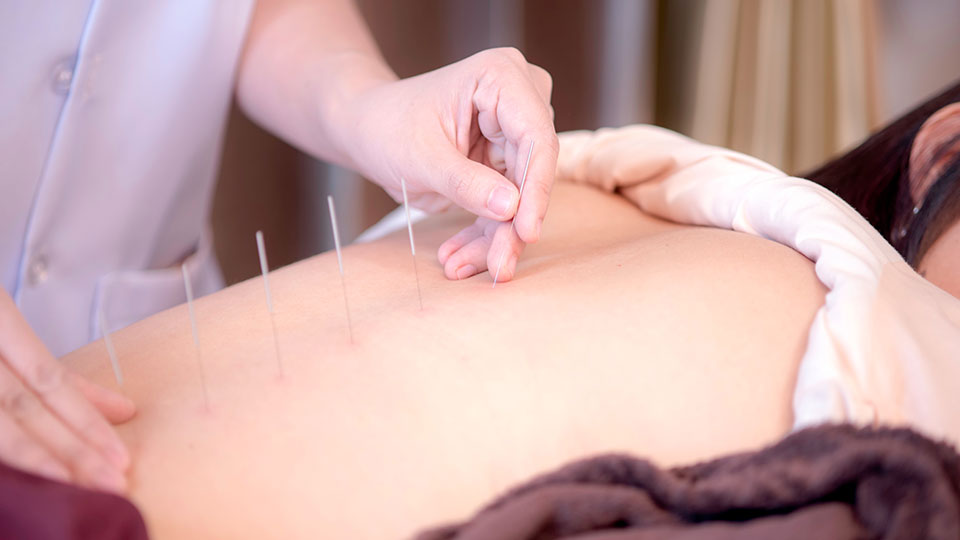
top-left (0, 387), bottom-right (34, 418)
top-left (530, 178), bottom-right (553, 205)
top-left (477, 47), bottom-right (526, 70)
top-left (483, 220), bottom-right (503, 240)
top-left (467, 220), bottom-right (487, 238)
top-left (29, 361), bottom-right (65, 395)
top-left (500, 46), bottom-right (526, 62)
top-left (532, 64), bottom-right (553, 90)
top-left (492, 46), bottom-right (525, 63)
top-left (444, 164), bottom-right (475, 202)
top-left (541, 131), bottom-right (561, 155)
top-left (519, 111), bottom-right (557, 141)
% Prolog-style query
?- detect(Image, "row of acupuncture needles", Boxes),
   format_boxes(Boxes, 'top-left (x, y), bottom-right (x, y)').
top-left (104, 141), bottom-right (535, 410)
top-left (170, 178), bottom-right (425, 409)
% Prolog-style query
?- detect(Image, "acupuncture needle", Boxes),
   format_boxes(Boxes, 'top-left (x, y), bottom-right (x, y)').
top-left (182, 264), bottom-right (211, 411)
top-left (256, 231), bottom-right (284, 378)
top-left (97, 308), bottom-right (124, 387)
top-left (327, 195), bottom-right (355, 343)
top-left (400, 178), bottom-right (424, 310)
top-left (492, 139), bottom-right (535, 288)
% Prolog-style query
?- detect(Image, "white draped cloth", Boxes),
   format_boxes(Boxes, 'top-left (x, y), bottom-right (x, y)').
top-left (557, 125), bottom-right (960, 446)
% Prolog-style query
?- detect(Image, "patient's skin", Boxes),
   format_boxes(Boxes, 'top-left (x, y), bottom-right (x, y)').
top-left (63, 182), bottom-right (826, 540)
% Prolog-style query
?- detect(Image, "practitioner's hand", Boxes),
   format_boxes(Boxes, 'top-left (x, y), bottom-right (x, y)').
top-left (0, 290), bottom-right (135, 493)
top-left (339, 48), bottom-right (559, 282)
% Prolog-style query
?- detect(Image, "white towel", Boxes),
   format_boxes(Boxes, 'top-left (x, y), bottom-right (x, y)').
top-left (557, 125), bottom-right (960, 446)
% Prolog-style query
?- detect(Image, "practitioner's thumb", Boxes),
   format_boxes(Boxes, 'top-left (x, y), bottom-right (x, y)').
top-left (434, 150), bottom-right (519, 221)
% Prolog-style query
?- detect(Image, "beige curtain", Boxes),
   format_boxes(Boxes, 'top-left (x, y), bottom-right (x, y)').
top-left (665, 0), bottom-right (880, 174)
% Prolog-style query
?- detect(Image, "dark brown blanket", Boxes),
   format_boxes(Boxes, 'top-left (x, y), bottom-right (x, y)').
top-left (0, 459), bottom-right (147, 540)
top-left (418, 425), bottom-right (960, 540)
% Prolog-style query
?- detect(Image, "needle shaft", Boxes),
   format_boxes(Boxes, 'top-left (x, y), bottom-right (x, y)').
top-left (400, 178), bottom-right (424, 310)
top-left (98, 308), bottom-right (123, 387)
top-left (182, 264), bottom-right (210, 410)
top-left (327, 196), bottom-right (354, 343)
top-left (256, 231), bottom-right (284, 377)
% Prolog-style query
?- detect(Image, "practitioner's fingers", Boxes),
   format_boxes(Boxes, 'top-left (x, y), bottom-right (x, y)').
top-left (440, 218), bottom-right (505, 280)
top-left (71, 373), bottom-right (136, 425)
top-left (438, 222), bottom-right (485, 267)
top-left (441, 216), bottom-right (527, 282)
top-left (0, 363), bottom-right (127, 493)
top-left (510, 137), bottom-right (559, 245)
top-left (486, 220), bottom-right (527, 283)
top-left (443, 236), bottom-right (492, 280)
top-left (0, 291), bottom-right (130, 473)
top-left (470, 49), bottom-right (559, 244)
top-left (0, 412), bottom-right (70, 484)
top-left (527, 63), bottom-right (555, 120)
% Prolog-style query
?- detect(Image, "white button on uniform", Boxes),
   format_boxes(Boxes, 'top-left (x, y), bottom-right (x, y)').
top-left (51, 60), bottom-right (75, 94)
top-left (27, 256), bottom-right (49, 286)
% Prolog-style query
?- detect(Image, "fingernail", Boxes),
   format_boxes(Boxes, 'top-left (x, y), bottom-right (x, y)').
top-left (486, 187), bottom-right (517, 219)
top-left (455, 264), bottom-right (477, 280)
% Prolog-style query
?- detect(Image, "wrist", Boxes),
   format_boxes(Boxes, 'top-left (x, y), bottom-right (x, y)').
top-left (311, 51), bottom-right (397, 172)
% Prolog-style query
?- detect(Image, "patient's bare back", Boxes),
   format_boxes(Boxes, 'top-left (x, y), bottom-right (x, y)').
top-left (63, 182), bottom-right (826, 540)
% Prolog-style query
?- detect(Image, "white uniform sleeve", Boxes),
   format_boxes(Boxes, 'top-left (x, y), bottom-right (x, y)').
top-left (557, 125), bottom-right (960, 446)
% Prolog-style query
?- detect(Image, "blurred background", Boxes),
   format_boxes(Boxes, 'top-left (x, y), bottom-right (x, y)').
top-left (212, 0), bottom-right (960, 284)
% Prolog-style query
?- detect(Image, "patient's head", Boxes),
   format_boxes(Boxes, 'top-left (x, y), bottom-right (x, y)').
top-left (903, 103), bottom-right (960, 298)
top-left (805, 79), bottom-right (960, 298)
top-left (896, 103), bottom-right (960, 258)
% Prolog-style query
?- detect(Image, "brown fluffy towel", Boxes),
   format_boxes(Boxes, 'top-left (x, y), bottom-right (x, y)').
top-left (418, 425), bottom-right (960, 540)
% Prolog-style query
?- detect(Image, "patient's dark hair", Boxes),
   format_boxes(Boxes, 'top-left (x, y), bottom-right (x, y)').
top-left (804, 79), bottom-right (960, 267)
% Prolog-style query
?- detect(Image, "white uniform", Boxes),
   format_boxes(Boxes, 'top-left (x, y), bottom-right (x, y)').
top-left (0, 1), bottom-right (255, 356)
